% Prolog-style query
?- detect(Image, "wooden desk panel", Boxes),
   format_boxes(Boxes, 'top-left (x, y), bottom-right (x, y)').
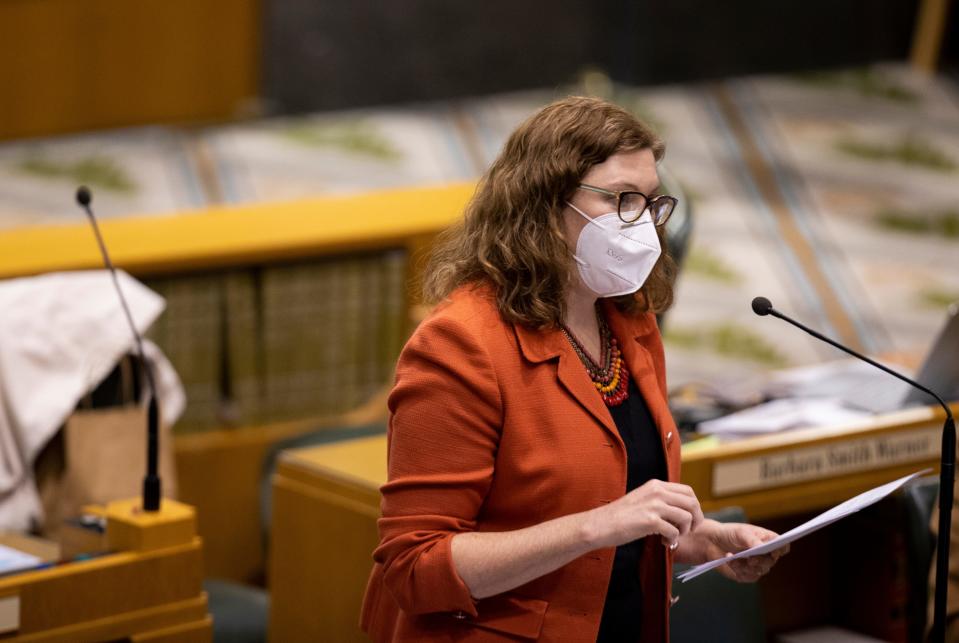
top-left (0, 0), bottom-right (259, 141)
top-left (682, 404), bottom-right (956, 520)
top-left (0, 499), bottom-right (211, 642)
top-left (268, 436), bottom-right (385, 643)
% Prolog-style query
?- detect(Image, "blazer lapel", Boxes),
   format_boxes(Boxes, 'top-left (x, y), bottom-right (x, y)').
top-left (602, 303), bottom-right (674, 446)
top-left (513, 323), bottom-right (618, 438)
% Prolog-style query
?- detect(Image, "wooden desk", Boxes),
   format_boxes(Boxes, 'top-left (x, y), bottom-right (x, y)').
top-left (268, 436), bottom-right (385, 643)
top-left (267, 405), bottom-right (956, 640)
top-left (683, 403), bottom-right (957, 520)
top-left (0, 498), bottom-right (211, 642)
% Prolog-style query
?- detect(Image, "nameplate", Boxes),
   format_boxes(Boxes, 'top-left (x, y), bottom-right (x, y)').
top-left (0, 595), bottom-right (19, 634)
top-left (712, 425), bottom-right (940, 496)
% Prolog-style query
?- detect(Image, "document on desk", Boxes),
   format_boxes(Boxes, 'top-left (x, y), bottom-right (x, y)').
top-left (677, 470), bottom-right (930, 582)
top-left (697, 397), bottom-right (871, 438)
top-left (0, 544), bottom-right (41, 574)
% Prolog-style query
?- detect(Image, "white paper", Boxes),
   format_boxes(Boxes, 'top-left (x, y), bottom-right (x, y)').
top-left (697, 397), bottom-right (870, 436)
top-left (677, 470), bottom-right (930, 582)
top-left (0, 270), bottom-right (185, 531)
top-left (0, 544), bottom-right (41, 575)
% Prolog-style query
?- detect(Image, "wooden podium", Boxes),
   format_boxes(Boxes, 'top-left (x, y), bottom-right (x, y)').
top-left (0, 498), bottom-right (211, 642)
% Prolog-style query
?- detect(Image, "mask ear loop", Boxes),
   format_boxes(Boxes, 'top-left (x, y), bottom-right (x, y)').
top-left (566, 201), bottom-right (591, 222)
top-left (566, 203), bottom-right (594, 271)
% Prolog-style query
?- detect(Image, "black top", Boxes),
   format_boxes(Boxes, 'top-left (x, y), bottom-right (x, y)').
top-left (596, 376), bottom-right (668, 643)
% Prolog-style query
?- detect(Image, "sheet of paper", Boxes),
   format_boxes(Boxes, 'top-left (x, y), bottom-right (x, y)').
top-left (0, 544), bottom-right (41, 575)
top-left (697, 397), bottom-right (871, 437)
top-left (767, 358), bottom-right (911, 400)
top-left (677, 469), bottom-right (930, 582)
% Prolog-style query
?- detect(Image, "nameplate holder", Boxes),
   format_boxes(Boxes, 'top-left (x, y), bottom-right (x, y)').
top-left (713, 425), bottom-right (941, 496)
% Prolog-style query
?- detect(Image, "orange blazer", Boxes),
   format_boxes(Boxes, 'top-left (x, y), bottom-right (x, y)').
top-left (361, 284), bottom-right (682, 642)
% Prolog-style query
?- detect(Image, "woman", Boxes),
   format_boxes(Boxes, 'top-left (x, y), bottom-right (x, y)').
top-left (361, 96), bottom-right (788, 642)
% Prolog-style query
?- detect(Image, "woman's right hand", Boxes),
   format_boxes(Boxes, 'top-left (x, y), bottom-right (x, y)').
top-left (583, 479), bottom-right (705, 550)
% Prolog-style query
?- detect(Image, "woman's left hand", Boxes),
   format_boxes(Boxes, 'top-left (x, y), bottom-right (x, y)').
top-left (675, 519), bottom-right (789, 583)
top-left (709, 522), bottom-right (788, 582)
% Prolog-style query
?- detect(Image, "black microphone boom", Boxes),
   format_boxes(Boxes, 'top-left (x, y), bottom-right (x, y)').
top-left (751, 296), bottom-right (955, 643)
top-left (75, 186), bottom-right (162, 512)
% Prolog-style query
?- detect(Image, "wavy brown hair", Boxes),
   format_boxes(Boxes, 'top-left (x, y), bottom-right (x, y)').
top-left (423, 96), bottom-right (676, 329)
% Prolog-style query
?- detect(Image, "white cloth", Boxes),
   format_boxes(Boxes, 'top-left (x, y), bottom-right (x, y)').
top-left (0, 270), bottom-right (185, 531)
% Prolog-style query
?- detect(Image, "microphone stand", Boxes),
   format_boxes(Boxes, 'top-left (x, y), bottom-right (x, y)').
top-left (756, 298), bottom-right (954, 642)
top-left (76, 187), bottom-right (162, 512)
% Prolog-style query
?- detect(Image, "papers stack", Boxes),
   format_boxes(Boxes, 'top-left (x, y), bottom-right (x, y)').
top-left (677, 470), bottom-right (929, 582)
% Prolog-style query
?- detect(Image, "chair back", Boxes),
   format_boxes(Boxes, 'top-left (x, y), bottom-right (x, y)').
top-left (903, 476), bottom-right (939, 643)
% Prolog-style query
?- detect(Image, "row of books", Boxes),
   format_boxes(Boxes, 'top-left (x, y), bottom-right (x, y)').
top-left (145, 248), bottom-right (408, 433)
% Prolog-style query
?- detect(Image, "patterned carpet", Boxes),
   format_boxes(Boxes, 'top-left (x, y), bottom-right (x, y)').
top-left (1, 63), bottom-right (956, 413)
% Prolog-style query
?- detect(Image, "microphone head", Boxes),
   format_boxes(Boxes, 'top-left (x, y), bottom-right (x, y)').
top-left (76, 186), bottom-right (92, 207)
top-left (751, 296), bottom-right (774, 316)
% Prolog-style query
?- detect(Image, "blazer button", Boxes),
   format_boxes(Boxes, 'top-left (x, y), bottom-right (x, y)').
top-left (453, 611), bottom-right (468, 620)
top-left (666, 431), bottom-right (673, 444)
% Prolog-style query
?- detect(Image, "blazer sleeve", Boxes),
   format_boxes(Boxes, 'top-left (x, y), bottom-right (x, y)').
top-left (373, 312), bottom-right (503, 617)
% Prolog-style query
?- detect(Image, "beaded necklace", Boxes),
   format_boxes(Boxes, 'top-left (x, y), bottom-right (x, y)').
top-left (561, 309), bottom-right (630, 407)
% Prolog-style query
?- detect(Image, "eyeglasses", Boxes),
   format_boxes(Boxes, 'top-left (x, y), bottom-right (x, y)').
top-left (577, 184), bottom-right (678, 225)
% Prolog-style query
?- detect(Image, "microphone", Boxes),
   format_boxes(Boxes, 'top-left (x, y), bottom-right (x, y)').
top-left (75, 186), bottom-right (162, 512)
top-left (751, 296), bottom-right (955, 642)
top-left (749, 297), bottom-right (953, 416)
top-left (751, 296), bottom-right (773, 317)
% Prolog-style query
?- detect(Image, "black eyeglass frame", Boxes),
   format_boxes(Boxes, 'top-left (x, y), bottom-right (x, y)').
top-left (577, 183), bottom-right (678, 225)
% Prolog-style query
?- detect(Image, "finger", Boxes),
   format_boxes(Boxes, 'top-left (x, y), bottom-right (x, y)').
top-left (657, 483), bottom-right (703, 518)
top-left (736, 527), bottom-right (769, 550)
top-left (659, 490), bottom-right (704, 528)
top-left (656, 483), bottom-right (701, 508)
top-left (640, 479), bottom-right (699, 503)
top-left (719, 561), bottom-right (758, 583)
top-left (722, 525), bottom-right (771, 552)
top-left (756, 554), bottom-right (778, 567)
top-left (651, 517), bottom-right (680, 546)
top-left (745, 543), bottom-right (788, 564)
top-left (660, 482), bottom-right (698, 498)
top-left (688, 501), bottom-right (705, 531)
top-left (633, 483), bottom-right (703, 533)
top-left (745, 556), bottom-right (775, 577)
top-left (727, 561), bottom-right (764, 583)
top-left (744, 553), bottom-right (773, 569)
top-left (657, 504), bottom-right (694, 537)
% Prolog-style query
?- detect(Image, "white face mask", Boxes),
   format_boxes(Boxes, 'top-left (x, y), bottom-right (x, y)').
top-left (567, 201), bottom-right (662, 297)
